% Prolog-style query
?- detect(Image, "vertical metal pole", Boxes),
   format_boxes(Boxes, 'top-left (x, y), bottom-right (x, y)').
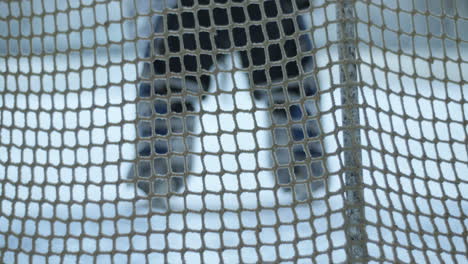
top-left (336, 0), bottom-right (368, 262)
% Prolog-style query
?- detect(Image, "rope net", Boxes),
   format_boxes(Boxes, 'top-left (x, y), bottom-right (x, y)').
top-left (0, 0), bottom-right (467, 263)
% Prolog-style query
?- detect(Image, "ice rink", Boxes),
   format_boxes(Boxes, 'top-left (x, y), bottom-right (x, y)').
top-left (1, 1), bottom-right (467, 263)
top-left (1, 46), bottom-right (466, 263)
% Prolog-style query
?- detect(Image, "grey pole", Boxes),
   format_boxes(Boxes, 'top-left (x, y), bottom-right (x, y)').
top-left (336, 0), bottom-right (368, 262)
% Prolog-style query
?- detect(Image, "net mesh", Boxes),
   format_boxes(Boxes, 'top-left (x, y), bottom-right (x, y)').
top-left (0, 0), bottom-right (467, 263)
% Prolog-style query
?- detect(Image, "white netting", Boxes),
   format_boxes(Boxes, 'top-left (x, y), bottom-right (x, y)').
top-left (0, 0), bottom-right (467, 263)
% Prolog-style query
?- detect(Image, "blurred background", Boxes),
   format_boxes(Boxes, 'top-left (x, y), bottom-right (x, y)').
top-left (0, 0), bottom-right (467, 263)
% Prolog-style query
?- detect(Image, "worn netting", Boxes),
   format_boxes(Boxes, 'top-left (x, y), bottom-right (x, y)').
top-left (0, 0), bottom-right (467, 263)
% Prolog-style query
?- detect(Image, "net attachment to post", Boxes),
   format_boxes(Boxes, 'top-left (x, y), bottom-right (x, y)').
top-left (337, 0), bottom-right (368, 262)
top-left (0, 0), bottom-right (467, 263)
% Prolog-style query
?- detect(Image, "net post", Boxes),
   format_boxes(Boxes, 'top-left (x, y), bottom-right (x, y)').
top-left (336, 0), bottom-right (368, 262)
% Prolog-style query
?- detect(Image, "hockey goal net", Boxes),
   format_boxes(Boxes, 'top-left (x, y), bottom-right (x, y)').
top-left (0, 0), bottom-right (467, 263)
